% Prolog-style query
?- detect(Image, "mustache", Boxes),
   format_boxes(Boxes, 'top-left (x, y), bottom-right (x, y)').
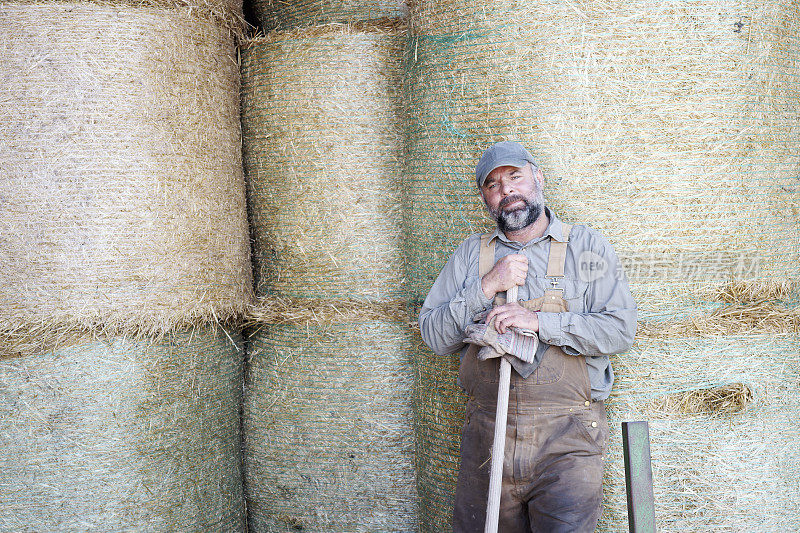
top-left (499, 194), bottom-right (526, 209)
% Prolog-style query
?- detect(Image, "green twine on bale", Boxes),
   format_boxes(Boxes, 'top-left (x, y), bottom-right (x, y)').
top-left (243, 319), bottom-right (418, 532)
top-left (0, 327), bottom-right (246, 531)
top-left (241, 21), bottom-right (407, 302)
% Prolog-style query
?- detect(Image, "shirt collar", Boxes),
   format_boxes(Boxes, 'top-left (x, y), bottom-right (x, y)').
top-left (487, 206), bottom-right (568, 247)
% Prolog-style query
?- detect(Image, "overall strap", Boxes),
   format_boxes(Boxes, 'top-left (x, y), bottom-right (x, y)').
top-left (478, 224), bottom-right (572, 303)
top-left (545, 224), bottom-right (573, 287)
top-left (478, 232), bottom-right (496, 278)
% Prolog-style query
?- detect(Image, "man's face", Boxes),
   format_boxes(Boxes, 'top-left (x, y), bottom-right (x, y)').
top-left (480, 163), bottom-right (545, 232)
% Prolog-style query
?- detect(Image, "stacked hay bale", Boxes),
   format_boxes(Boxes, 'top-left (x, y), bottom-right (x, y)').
top-left (249, 0), bottom-right (406, 30)
top-left (0, 1), bottom-right (251, 340)
top-left (244, 22), bottom-right (406, 302)
top-left (404, 1), bottom-right (800, 531)
top-left (0, 330), bottom-right (246, 531)
top-left (0, 1), bottom-right (252, 529)
top-left (406, 0), bottom-right (800, 313)
top-left (602, 330), bottom-right (800, 530)
top-left (240, 21), bottom-right (417, 531)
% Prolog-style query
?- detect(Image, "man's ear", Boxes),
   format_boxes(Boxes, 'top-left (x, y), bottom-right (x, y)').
top-left (534, 165), bottom-right (544, 185)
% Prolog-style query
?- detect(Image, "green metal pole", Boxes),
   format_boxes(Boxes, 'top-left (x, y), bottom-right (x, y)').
top-left (622, 421), bottom-right (656, 533)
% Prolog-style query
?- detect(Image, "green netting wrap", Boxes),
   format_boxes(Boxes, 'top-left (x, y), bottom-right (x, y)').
top-left (0, 327), bottom-right (245, 531)
top-left (637, 279), bottom-right (800, 337)
top-left (610, 334), bottom-right (799, 414)
top-left (243, 319), bottom-right (417, 532)
top-left (250, 0), bottom-right (406, 31)
top-left (8, 0), bottom-right (244, 30)
top-left (0, 3), bottom-right (253, 342)
top-left (411, 331), bottom-right (800, 531)
top-left (241, 21), bottom-right (406, 302)
top-left (403, 0), bottom-right (800, 319)
top-left (600, 334), bottom-right (800, 531)
top-left (601, 404), bottom-right (800, 532)
top-left (410, 330), bottom-right (466, 532)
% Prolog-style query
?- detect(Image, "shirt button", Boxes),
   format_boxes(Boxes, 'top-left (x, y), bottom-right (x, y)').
top-left (584, 401), bottom-right (590, 406)
top-left (591, 421), bottom-right (598, 428)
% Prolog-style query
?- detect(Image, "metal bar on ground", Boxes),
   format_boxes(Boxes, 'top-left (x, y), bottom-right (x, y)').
top-left (622, 420), bottom-right (657, 533)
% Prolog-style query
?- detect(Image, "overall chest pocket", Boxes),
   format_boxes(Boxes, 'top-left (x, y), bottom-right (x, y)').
top-left (528, 276), bottom-right (589, 312)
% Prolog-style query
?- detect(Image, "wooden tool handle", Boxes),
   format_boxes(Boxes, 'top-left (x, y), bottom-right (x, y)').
top-left (484, 284), bottom-right (518, 533)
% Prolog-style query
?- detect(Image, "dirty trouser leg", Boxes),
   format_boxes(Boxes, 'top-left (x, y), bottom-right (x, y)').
top-left (518, 404), bottom-right (607, 533)
top-left (452, 404), bottom-right (528, 533)
top-left (453, 408), bottom-right (606, 533)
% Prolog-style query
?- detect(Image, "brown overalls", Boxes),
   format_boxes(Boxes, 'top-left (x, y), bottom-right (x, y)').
top-left (453, 226), bottom-right (610, 533)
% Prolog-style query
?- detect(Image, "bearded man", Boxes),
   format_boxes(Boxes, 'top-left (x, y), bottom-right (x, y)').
top-left (418, 141), bottom-right (637, 532)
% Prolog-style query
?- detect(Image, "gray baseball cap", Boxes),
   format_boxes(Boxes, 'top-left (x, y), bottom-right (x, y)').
top-left (475, 141), bottom-right (538, 188)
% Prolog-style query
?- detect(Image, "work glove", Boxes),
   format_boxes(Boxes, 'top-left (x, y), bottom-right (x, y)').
top-left (463, 321), bottom-right (538, 364)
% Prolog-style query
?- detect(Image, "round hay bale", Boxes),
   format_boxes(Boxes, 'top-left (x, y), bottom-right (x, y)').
top-left (0, 327), bottom-right (246, 531)
top-left (241, 21), bottom-right (406, 302)
top-left (638, 279), bottom-right (800, 338)
top-left (11, 0), bottom-right (244, 29)
top-left (0, 3), bottom-right (253, 338)
top-left (599, 335), bottom-right (800, 530)
top-left (406, 7), bottom-right (800, 524)
top-left (599, 404), bottom-right (800, 532)
top-left (610, 333), bottom-right (798, 414)
top-left (243, 318), bottom-right (417, 532)
top-left (410, 330), bottom-right (465, 531)
top-left (403, 0), bottom-right (800, 317)
top-left (250, 0), bottom-right (407, 31)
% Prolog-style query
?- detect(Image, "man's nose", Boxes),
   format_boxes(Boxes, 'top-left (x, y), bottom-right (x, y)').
top-left (500, 180), bottom-right (515, 195)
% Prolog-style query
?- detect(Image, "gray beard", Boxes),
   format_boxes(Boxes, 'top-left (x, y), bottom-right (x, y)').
top-left (490, 195), bottom-right (543, 232)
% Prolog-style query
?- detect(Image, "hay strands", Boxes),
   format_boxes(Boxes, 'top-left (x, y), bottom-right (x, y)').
top-left (639, 280), bottom-right (800, 337)
top-left (245, 296), bottom-right (411, 329)
top-left (646, 383), bottom-right (754, 416)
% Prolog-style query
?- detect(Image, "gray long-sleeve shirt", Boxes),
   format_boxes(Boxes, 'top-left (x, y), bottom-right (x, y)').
top-left (418, 207), bottom-right (637, 401)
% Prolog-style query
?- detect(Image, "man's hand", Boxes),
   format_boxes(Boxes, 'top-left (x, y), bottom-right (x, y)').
top-left (486, 302), bottom-right (539, 334)
top-left (481, 254), bottom-right (528, 299)
top-left (463, 321), bottom-right (539, 364)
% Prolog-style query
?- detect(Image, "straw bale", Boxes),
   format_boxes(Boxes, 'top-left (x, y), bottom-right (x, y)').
top-left (610, 334), bottom-right (799, 415)
top-left (250, 0), bottom-right (407, 31)
top-left (246, 295), bottom-right (411, 326)
top-left (605, 334), bottom-right (800, 529)
top-left (0, 3), bottom-right (253, 338)
top-left (410, 330), bottom-right (466, 532)
top-left (638, 279), bottom-right (800, 337)
top-left (243, 319), bottom-right (417, 532)
top-left (599, 403), bottom-right (800, 532)
top-left (241, 21), bottom-right (406, 301)
top-left (8, 0), bottom-right (245, 30)
top-left (403, 0), bottom-right (800, 314)
top-left (0, 327), bottom-right (246, 531)
top-left (599, 335), bottom-right (800, 530)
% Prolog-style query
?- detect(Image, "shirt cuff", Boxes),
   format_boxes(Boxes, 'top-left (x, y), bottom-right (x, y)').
top-left (537, 311), bottom-right (563, 346)
top-left (465, 277), bottom-right (493, 316)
